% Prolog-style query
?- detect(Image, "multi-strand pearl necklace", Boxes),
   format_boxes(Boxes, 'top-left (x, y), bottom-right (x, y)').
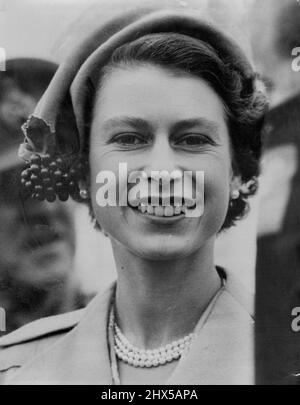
top-left (110, 306), bottom-right (197, 368)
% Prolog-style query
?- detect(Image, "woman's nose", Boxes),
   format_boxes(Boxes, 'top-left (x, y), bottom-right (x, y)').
top-left (143, 136), bottom-right (180, 176)
top-left (140, 137), bottom-right (184, 204)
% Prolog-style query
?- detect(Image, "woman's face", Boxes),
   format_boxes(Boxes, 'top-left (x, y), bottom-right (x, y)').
top-left (90, 64), bottom-right (234, 260)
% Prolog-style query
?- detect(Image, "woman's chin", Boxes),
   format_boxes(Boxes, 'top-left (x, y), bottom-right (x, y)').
top-left (127, 237), bottom-right (198, 261)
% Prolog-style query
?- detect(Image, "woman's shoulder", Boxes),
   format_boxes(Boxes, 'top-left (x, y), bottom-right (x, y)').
top-left (0, 308), bottom-right (85, 383)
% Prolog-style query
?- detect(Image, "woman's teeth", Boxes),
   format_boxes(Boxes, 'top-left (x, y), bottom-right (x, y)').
top-left (137, 204), bottom-right (188, 217)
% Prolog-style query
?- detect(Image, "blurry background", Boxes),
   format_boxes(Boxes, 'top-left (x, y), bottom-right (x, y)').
top-left (0, 0), bottom-right (294, 295)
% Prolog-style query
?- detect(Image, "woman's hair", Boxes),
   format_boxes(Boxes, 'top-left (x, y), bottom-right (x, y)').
top-left (87, 32), bottom-right (268, 231)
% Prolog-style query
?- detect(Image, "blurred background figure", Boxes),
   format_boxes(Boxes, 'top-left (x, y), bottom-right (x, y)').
top-left (252, 0), bottom-right (300, 384)
top-left (0, 59), bottom-right (88, 335)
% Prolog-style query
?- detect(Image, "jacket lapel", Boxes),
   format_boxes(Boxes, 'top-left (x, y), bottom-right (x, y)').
top-left (167, 287), bottom-right (254, 385)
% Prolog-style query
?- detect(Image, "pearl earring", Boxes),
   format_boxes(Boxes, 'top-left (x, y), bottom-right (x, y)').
top-left (231, 190), bottom-right (240, 200)
top-left (79, 188), bottom-right (89, 200)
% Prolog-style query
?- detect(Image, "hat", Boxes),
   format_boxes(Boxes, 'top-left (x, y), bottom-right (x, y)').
top-left (0, 58), bottom-right (57, 172)
top-left (19, 7), bottom-right (256, 163)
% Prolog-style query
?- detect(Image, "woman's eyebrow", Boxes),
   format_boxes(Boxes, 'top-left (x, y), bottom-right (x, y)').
top-left (171, 118), bottom-right (221, 139)
top-left (101, 117), bottom-right (153, 132)
top-left (101, 116), bottom-right (220, 139)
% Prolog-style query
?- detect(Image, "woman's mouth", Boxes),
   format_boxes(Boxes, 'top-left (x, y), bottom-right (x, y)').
top-left (137, 203), bottom-right (188, 217)
top-left (128, 197), bottom-right (196, 218)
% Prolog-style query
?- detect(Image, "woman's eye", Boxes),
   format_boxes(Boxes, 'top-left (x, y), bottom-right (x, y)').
top-left (113, 134), bottom-right (146, 146)
top-left (176, 134), bottom-right (211, 146)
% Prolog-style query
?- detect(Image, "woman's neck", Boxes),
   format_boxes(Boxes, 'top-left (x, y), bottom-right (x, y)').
top-left (111, 238), bottom-right (221, 350)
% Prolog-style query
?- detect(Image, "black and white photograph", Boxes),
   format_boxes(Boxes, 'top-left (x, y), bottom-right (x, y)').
top-left (0, 0), bottom-right (299, 388)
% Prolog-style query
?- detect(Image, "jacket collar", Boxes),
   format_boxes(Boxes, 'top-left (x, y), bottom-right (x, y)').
top-left (8, 272), bottom-right (254, 385)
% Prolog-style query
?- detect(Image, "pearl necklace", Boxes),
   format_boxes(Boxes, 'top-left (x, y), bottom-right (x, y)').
top-left (110, 306), bottom-right (197, 368)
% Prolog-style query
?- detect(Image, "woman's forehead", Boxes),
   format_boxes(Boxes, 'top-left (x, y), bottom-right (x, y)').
top-left (92, 64), bottom-right (227, 132)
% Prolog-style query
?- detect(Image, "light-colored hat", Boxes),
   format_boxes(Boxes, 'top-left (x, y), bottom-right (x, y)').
top-left (19, 7), bottom-right (256, 162)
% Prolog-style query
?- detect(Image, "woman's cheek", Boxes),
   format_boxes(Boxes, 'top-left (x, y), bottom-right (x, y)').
top-left (203, 169), bottom-right (230, 227)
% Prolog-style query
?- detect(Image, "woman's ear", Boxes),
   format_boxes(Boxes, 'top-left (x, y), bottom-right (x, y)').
top-left (229, 175), bottom-right (242, 200)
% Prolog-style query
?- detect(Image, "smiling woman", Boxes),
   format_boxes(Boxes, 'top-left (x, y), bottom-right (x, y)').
top-left (0, 7), bottom-right (267, 385)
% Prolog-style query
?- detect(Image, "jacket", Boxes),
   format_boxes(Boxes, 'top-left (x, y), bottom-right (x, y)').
top-left (0, 272), bottom-right (254, 385)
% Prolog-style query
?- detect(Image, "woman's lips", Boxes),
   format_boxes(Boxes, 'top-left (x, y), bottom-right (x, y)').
top-left (137, 204), bottom-right (186, 217)
top-left (128, 204), bottom-right (188, 223)
top-left (128, 196), bottom-right (196, 219)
